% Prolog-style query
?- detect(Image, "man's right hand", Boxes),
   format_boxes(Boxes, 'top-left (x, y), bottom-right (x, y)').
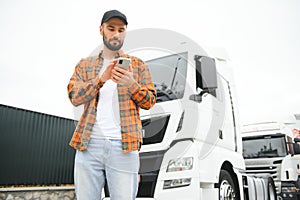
top-left (100, 60), bottom-right (117, 82)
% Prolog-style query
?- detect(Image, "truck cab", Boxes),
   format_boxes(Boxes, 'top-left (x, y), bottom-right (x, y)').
top-left (242, 122), bottom-right (300, 199)
top-left (100, 28), bottom-right (276, 200)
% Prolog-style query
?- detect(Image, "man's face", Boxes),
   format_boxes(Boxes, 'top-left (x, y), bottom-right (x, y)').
top-left (100, 18), bottom-right (127, 51)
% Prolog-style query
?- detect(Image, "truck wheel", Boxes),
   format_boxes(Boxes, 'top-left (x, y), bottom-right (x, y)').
top-left (219, 169), bottom-right (240, 200)
top-left (267, 177), bottom-right (276, 200)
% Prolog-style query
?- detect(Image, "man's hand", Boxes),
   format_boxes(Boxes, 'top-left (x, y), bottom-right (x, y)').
top-left (100, 60), bottom-right (117, 82)
top-left (111, 64), bottom-right (136, 87)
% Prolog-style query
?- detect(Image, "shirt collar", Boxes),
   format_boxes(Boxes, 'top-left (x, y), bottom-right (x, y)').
top-left (98, 50), bottom-right (124, 61)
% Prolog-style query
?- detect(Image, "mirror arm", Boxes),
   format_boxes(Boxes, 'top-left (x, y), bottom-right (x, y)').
top-left (189, 89), bottom-right (209, 103)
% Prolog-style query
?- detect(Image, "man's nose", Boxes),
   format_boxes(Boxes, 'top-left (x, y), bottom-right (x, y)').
top-left (112, 31), bottom-right (120, 39)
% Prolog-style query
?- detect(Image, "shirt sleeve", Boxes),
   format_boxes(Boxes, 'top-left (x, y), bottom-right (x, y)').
top-left (67, 59), bottom-right (104, 107)
top-left (128, 59), bottom-right (156, 110)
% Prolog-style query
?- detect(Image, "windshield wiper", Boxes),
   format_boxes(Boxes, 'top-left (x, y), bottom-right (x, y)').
top-left (170, 57), bottom-right (182, 90)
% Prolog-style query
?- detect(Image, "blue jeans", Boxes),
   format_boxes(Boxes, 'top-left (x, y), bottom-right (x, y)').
top-left (74, 139), bottom-right (139, 200)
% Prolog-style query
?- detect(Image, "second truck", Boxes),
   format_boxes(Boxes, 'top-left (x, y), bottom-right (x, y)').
top-left (242, 122), bottom-right (300, 199)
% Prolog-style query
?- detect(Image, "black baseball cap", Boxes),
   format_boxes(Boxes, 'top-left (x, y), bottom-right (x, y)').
top-left (101, 10), bottom-right (128, 25)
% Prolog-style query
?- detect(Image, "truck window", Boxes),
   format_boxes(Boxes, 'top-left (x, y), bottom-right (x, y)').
top-left (146, 52), bottom-right (188, 102)
top-left (242, 134), bottom-right (288, 159)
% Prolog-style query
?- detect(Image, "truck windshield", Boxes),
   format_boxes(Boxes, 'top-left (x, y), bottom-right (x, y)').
top-left (145, 52), bottom-right (188, 103)
top-left (242, 134), bottom-right (288, 159)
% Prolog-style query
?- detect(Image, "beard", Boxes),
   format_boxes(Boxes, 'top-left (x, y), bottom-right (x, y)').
top-left (103, 32), bottom-right (124, 51)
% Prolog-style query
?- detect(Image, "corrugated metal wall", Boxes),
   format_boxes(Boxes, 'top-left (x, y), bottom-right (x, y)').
top-left (0, 104), bottom-right (76, 185)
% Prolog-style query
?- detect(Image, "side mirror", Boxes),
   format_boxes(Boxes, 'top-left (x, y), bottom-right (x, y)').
top-left (194, 55), bottom-right (218, 96)
top-left (293, 143), bottom-right (300, 155)
top-left (294, 138), bottom-right (300, 143)
top-left (293, 138), bottom-right (300, 155)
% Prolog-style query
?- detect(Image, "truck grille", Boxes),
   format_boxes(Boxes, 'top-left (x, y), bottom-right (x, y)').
top-left (245, 160), bottom-right (282, 181)
top-left (137, 150), bottom-right (165, 197)
top-left (137, 170), bottom-right (159, 197)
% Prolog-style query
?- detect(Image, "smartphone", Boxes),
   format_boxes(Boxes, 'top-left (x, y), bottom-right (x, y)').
top-left (117, 57), bottom-right (131, 70)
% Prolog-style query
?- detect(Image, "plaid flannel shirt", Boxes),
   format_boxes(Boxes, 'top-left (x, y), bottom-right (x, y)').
top-left (68, 51), bottom-right (156, 152)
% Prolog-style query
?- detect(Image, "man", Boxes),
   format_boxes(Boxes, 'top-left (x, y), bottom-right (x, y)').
top-left (67, 10), bottom-right (156, 200)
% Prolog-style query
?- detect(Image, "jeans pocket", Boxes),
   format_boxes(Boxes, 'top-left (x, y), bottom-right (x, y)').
top-left (110, 139), bottom-right (122, 149)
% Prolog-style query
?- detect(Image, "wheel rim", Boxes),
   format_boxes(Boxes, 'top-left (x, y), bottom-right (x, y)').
top-left (268, 182), bottom-right (276, 200)
top-left (220, 180), bottom-right (236, 200)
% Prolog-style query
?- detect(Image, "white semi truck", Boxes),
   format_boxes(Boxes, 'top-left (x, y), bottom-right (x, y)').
top-left (242, 122), bottom-right (300, 200)
top-left (100, 28), bottom-right (276, 199)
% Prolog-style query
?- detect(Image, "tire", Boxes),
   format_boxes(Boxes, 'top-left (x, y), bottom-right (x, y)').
top-left (219, 169), bottom-right (240, 200)
top-left (266, 177), bottom-right (276, 200)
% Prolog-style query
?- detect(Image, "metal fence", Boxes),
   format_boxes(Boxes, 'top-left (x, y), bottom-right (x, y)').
top-left (0, 104), bottom-right (76, 186)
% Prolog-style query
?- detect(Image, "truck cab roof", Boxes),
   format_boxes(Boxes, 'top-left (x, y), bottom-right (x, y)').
top-left (241, 122), bottom-right (293, 138)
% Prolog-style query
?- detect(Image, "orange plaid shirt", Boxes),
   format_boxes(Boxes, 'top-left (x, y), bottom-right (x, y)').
top-left (68, 51), bottom-right (156, 152)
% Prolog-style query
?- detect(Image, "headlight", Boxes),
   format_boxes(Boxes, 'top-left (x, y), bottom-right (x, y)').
top-left (166, 157), bottom-right (193, 172)
top-left (281, 182), bottom-right (299, 194)
top-left (282, 186), bottom-right (298, 193)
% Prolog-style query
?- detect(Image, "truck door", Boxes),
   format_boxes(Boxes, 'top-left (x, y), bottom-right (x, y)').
top-left (190, 56), bottom-right (227, 157)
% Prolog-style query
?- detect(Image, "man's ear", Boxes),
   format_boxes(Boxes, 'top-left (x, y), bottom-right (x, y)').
top-left (99, 25), bottom-right (103, 36)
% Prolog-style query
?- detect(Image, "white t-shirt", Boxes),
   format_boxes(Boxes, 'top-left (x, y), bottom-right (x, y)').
top-left (90, 59), bottom-right (122, 140)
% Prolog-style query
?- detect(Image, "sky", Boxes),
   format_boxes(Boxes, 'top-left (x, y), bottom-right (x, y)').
top-left (0, 0), bottom-right (299, 126)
